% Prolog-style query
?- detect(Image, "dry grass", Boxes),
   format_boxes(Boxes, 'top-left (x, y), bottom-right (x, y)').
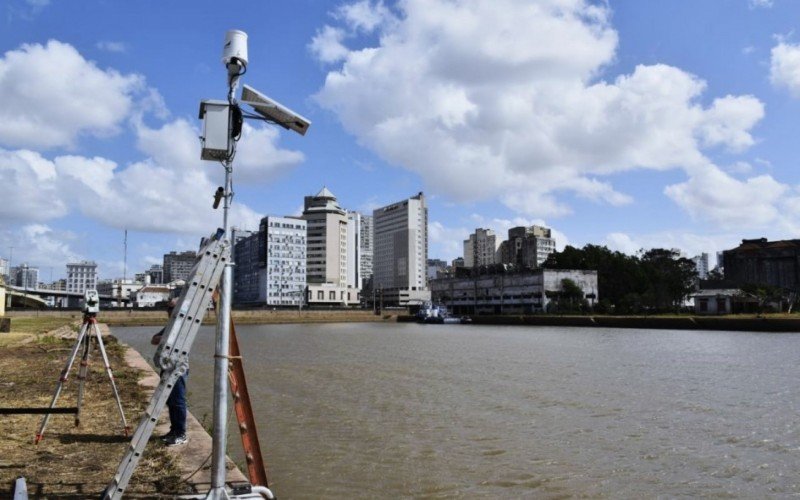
top-left (0, 334), bottom-right (187, 498)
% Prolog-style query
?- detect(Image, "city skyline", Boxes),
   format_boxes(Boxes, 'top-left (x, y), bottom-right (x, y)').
top-left (3, 1), bottom-right (800, 279)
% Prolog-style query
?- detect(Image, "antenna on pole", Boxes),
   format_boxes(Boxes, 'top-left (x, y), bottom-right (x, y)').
top-left (123, 229), bottom-right (128, 282)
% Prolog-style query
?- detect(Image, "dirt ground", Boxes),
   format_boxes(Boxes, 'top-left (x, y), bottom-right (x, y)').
top-left (0, 323), bottom-right (188, 498)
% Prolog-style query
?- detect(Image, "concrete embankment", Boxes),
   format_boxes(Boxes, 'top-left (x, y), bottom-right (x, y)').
top-left (7, 309), bottom-right (395, 326)
top-left (459, 315), bottom-right (800, 332)
top-left (122, 338), bottom-right (248, 492)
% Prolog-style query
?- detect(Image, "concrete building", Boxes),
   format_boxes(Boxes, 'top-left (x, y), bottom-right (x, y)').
top-left (163, 250), bottom-right (196, 284)
top-left (233, 216), bottom-right (307, 307)
top-left (430, 269), bottom-right (598, 315)
top-left (692, 253), bottom-right (709, 279)
top-left (66, 261), bottom-right (97, 294)
top-left (722, 238), bottom-right (800, 289)
top-left (360, 215), bottom-right (374, 288)
top-left (302, 187), bottom-right (348, 286)
top-left (11, 263), bottom-right (39, 289)
top-left (146, 264), bottom-right (164, 285)
top-left (464, 228), bottom-right (497, 268)
top-left (307, 283), bottom-right (360, 306)
top-left (133, 285), bottom-right (171, 307)
top-left (97, 278), bottom-right (142, 306)
top-left (373, 192), bottom-right (430, 306)
top-left (427, 259), bottom-right (449, 280)
top-left (0, 257), bottom-right (8, 282)
top-left (346, 211), bottom-right (362, 289)
top-left (498, 225), bottom-right (556, 269)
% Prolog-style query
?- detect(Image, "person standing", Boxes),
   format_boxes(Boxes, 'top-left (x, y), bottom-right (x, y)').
top-left (151, 299), bottom-right (188, 446)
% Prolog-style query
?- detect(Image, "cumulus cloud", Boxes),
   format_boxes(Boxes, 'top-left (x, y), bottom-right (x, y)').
top-left (309, 26), bottom-right (350, 64)
top-left (770, 40), bottom-right (800, 97)
top-left (312, 0), bottom-right (765, 220)
top-left (0, 41), bottom-right (144, 149)
top-left (0, 224), bottom-right (81, 270)
top-left (0, 116), bottom-right (303, 234)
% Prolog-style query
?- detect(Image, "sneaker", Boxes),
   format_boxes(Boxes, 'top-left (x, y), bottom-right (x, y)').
top-left (164, 434), bottom-right (188, 446)
top-left (160, 432), bottom-right (175, 443)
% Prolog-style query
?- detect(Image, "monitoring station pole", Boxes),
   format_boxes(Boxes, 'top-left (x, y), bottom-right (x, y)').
top-left (201, 30), bottom-right (310, 499)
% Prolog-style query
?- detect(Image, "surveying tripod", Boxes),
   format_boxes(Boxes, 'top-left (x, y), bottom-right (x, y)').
top-left (35, 311), bottom-right (130, 444)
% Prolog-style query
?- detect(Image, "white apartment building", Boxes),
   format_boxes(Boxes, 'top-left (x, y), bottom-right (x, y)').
top-left (464, 228), bottom-right (498, 268)
top-left (233, 216), bottom-right (307, 307)
top-left (97, 278), bottom-right (142, 306)
top-left (692, 253), bottom-right (709, 279)
top-left (302, 187), bottom-right (348, 286)
top-left (360, 215), bottom-right (374, 287)
top-left (0, 257), bottom-right (8, 282)
top-left (373, 192), bottom-right (430, 305)
top-left (66, 261), bottom-right (98, 294)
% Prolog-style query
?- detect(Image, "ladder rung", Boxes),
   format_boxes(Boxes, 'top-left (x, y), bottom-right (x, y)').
top-left (0, 407), bottom-right (79, 414)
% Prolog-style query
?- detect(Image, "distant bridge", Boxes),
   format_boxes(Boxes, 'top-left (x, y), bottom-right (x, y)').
top-left (4, 286), bottom-right (129, 309)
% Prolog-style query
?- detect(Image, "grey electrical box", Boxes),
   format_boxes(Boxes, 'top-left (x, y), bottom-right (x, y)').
top-left (199, 100), bottom-right (231, 161)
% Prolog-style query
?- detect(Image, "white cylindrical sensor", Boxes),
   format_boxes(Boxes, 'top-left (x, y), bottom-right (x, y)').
top-left (222, 29), bottom-right (248, 66)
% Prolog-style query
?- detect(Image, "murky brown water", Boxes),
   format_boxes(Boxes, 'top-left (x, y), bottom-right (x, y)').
top-left (113, 323), bottom-right (800, 498)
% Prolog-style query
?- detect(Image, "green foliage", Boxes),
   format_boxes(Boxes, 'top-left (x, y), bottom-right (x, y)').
top-left (544, 245), bottom-right (698, 314)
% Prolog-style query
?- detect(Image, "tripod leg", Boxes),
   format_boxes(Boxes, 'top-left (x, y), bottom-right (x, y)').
top-left (93, 324), bottom-right (130, 436)
top-left (75, 333), bottom-right (92, 427)
top-left (35, 322), bottom-right (89, 444)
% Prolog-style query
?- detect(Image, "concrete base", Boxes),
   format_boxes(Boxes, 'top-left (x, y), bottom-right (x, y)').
top-left (121, 337), bottom-right (247, 493)
top-left (0, 317), bottom-right (10, 333)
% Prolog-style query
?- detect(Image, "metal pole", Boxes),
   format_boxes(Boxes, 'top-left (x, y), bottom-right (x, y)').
top-left (209, 158), bottom-right (233, 498)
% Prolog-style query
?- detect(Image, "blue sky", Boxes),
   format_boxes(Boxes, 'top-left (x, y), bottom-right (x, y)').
top-left (2, 0), bottom-right (800, 281)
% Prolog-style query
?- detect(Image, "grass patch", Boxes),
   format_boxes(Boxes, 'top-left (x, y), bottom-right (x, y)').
top-left (8, 316), bottom-right (79, 335)
top-left (0, 337), bottom-right (187, 497)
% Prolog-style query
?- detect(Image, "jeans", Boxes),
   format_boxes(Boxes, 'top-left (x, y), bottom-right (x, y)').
top-left (167, 372), bottom-right (188, 436)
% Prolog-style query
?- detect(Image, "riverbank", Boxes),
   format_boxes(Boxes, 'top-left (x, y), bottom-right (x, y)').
top-left (0, 319), bottom-right (246, 497)
top-left (461, 314), bottom-right (800, 332)
top-left (6, 309), bottom-right (396, 327)
top-left (0, 321), bottom-right (186, 497)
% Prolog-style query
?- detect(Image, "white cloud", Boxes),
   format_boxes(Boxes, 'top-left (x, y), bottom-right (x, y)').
top-left (309, 26), bottom-right (349, 64)
top-left (604, 230), bottom-right (745, 267)
top-left (0, 149), bottom-right (66, 221)
top-left (0, 41), bottom-right (144, 149)
top-left (0, 224), bottom-right (81, 271)
top-left (429, 221), bottom-right (469, 260)
top-left (748, 0), bottom-right (773, 9)
top-left (467, 214), bottom-right (570, 251)
top-left (770, 40), bottom-right (800, 97)
top-left (96, 41), bottom-right (127, 53)
top-left (313, 0), bottom-right (764, 219)
top-left (664, 164), bottom-right (788, 230)
top-left (1, 120), bottom-right (302, 234)
top-left (335, 1), bottom-right (393, 33)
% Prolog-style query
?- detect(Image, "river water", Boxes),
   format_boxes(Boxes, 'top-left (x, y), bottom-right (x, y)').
top-left (112, 323), bottom-right (800, 498)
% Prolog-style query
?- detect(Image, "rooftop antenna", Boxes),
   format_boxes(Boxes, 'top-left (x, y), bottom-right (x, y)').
top-left (198, 29), bottom-right (311, 500)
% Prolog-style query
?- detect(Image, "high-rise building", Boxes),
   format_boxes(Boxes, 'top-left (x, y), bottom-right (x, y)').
top-left (346, 211), bottom-right (362, 289)
top-left (163, 251), bottom-right (196, 283)
top-left (692, 253), bottom-right (709, 279)
top-left (499, 225), bottom-right (556, 269)
top-left (373, 192), bottom-right (430, 305)
top-left (146, 264), bottom-right (164, 285)
top-left (11, 263), bottom-right (39, 289)
top-left (427, 258), bottom-right (448, 280)
top-left (66, 261), bottom-right (98, 293)
top-left (359, 214), bottom-right (374, 288)
top-left (0, 257), bottom-right (8, 283)
top-left (463, 228), bottom-right (497, 268)
top-left (301, 187), bottom-right (348, 286)
top-left (233, 216), bottom-right (307, 306)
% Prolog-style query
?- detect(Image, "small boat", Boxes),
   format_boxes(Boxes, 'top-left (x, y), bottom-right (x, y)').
top-left (416, 302), bottom-right (471, 324)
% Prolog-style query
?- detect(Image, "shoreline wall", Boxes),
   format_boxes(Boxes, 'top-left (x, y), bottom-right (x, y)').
top-left (465, 315), bottom-right (800, 332)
